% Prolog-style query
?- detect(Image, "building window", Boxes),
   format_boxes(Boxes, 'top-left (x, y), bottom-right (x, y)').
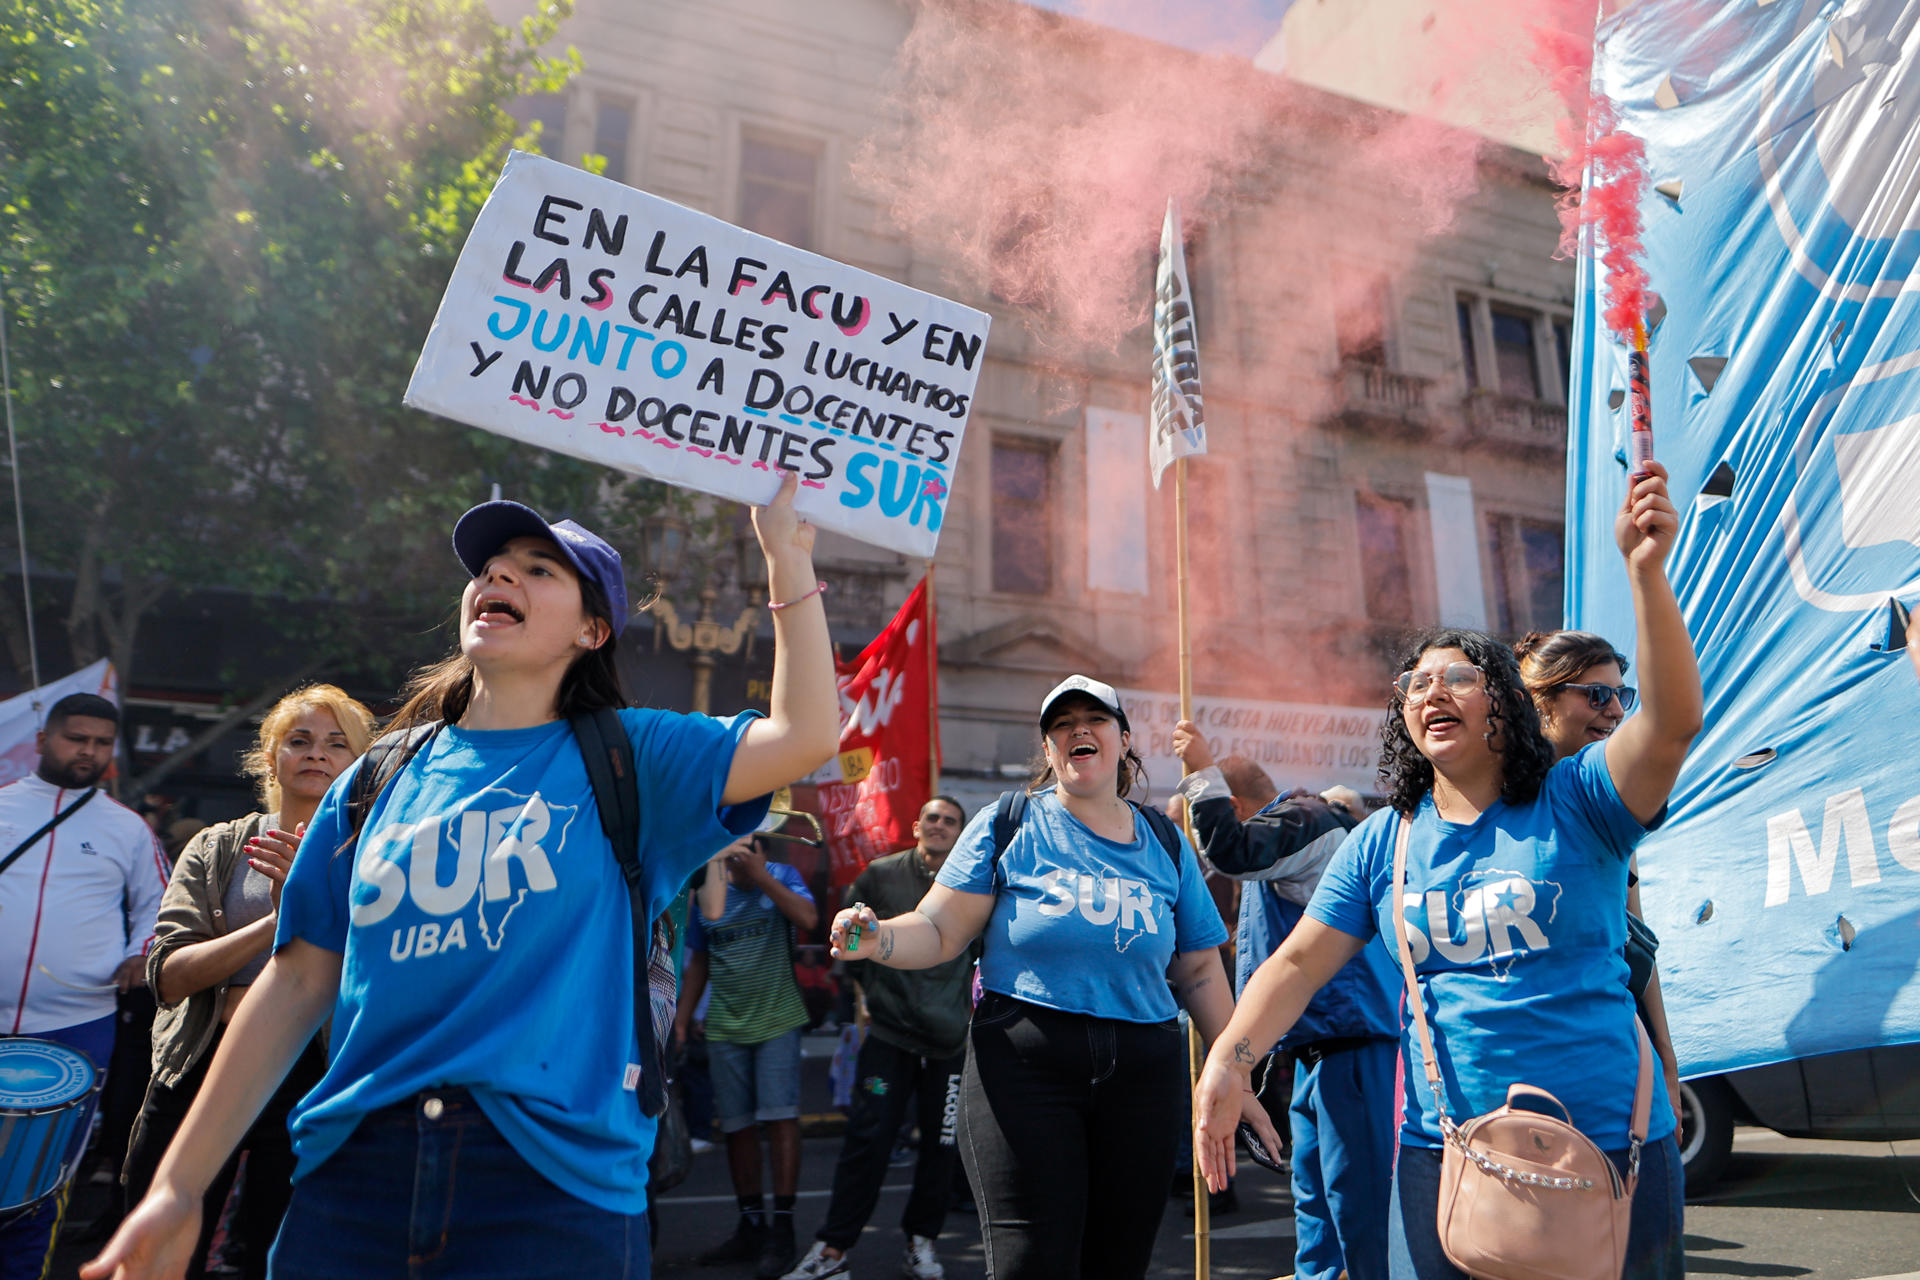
top-left (992, 437), bottom-right (1054, 595)
top-left (1552, 318), bottom-right (1573, 397)
top-left (739, 134), bottom-right (818, 250)
top-left (1490, 306), bottom-right (1542, 399)
top-left (517, 92), bottom-right (568, 156)
top-left (1355, 493), bottom-right (1415, 625)
top-left (1457, 298), bottom-right (1480, 391)
top-left (1337, 274), bottom-right (1389, 365)
top-left (593, 96), bottom-right (634, 184)
top-left (1485, 514), bottom-right (1564, 635)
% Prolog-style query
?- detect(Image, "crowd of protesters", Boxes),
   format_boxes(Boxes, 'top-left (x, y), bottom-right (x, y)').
top-left (0, 458), bottom-right (1694, 1280)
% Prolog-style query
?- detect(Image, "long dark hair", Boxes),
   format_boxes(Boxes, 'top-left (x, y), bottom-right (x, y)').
top-left (1378, 627), bottom-right (1555, 816)
top-left (387, 571), bottom-right (628, 739)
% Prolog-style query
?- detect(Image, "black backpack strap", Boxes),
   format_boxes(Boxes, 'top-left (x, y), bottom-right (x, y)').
top-left (0, 788), bottom-right (97, 879)
top-left (570, 707), bottom-right (664, 1117)
top-left (990, 789), bottom-right (1028, 885)
top-left (345, 724), bottom-right (440, 847)
top-left (1132, 801), bottom-right (1184, 872)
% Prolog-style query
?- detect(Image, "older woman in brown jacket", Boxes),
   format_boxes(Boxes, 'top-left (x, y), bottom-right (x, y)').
top-left (123, 685), bottom-right (374, 1280)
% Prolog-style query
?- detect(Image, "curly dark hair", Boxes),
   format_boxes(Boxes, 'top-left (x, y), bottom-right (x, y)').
top-left (1378, 628), bottom-right (1557, 816)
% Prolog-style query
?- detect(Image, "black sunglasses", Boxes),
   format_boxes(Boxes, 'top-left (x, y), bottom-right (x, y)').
top-left (1555, 682), bottom-right (1638, 713)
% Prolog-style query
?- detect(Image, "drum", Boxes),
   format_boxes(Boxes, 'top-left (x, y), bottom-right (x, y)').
top-left (0, 1037), bottom-right (101, 1219)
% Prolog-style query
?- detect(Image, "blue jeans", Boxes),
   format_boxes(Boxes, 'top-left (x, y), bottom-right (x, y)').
top-left (1291, 1038), bottom-right (1396, 1280)
top-left (708, 1027), bottom-right (802, 1134)
top-left (0, 1014), bottom-right (116, 1280)
top-left (1387, 1131), bottom-right (1685, 1280)
top-left (269, 1088), bottom-right (650, 1279)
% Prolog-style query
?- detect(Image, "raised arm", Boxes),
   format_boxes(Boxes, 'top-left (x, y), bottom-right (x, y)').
top-left (84, 939), bottom-right (341, 1280)
top-left (828, 883), bottom-right (994, 970)
top-left (1605, 461), bottom-right (1702, 824)
top-left (1192, 918), bottom-right (1365, 1190)
top-left (723, 471), bottom-right (840, 805)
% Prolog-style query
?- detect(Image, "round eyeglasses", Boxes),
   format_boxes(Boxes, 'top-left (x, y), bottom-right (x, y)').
top-left (1393, 662), bottom-right (1484, 705)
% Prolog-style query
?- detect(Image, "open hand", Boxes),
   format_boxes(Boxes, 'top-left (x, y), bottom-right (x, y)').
top-left (1615, 459), bottom-right (1679, 571)
top-left (1193, 1057), bottom-right (1250, 1192)
top-left (245, 824), bottom-right (304, 912)
top-left (82, 1183), bottom-right (202, 1280)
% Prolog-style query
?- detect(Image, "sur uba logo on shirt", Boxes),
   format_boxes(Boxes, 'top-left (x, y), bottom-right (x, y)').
top-left (1398, 868), bottom-right (1564, 978)
top-left (349, 790), bottom-right (581, 963)
top-left (1032, 867), bottom-right (1163, 954)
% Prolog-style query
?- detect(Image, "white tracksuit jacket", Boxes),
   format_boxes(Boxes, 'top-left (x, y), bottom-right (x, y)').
top-left (0, 773), bottom-right (169, 1034)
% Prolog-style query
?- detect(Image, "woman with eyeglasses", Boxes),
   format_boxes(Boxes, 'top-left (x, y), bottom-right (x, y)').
top-left (1516, 630), bottom-right (1685, 1124)
top-left (1193, 462), bottom-right (1700, 1279)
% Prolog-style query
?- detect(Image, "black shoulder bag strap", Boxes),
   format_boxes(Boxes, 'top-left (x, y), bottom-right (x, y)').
top-left (570, 707), bottom-right (662, 1117)
top-left (343, 724), bottom-right (441, 851)
top-left (992, 789), bottom-right (1183, 872)
top-left (0, 787), bottom-right (98, 879)
top-left (1132, 801), bottom-right (1184, 872)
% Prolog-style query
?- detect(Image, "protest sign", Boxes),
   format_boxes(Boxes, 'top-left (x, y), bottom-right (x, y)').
top-left (0, 660), bottom-right (117, 787)
top-left (406, 151), bottom-right (991, 558)
top-left (1116, 686), bottom-right (1381, 798)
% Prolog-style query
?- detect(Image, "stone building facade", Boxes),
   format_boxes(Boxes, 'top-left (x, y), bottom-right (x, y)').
top-left (501, 0), bottom-right (1580, 810)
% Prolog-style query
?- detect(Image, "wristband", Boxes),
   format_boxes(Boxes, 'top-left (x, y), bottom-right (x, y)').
top-left (768, 581), bottom-right (828, 612)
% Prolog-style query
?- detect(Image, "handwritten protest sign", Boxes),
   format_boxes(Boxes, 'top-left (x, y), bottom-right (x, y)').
top-left (1116, 686), bottom-right (1382, 798)
top-left (406, 151), bottom-right (991, 557)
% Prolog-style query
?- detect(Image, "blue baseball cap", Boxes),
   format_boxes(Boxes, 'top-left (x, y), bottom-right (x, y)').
top-left (451, 501), bottom-right (631, 637)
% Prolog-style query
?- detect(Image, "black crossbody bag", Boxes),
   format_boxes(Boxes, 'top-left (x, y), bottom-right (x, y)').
top-left (0, 788), bottom-right (99, 878)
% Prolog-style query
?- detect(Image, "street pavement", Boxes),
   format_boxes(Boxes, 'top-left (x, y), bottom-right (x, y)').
top-left (48, 1118), bottom-right (1920, 1278)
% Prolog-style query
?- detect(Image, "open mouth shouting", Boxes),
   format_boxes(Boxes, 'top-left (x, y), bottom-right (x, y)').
top-left (1068, 742), bottom-right (1099, 761)
top-left (1421, 709), bottom-right (1464, 740)
top-left (472, 594), bottom-right (526, 628)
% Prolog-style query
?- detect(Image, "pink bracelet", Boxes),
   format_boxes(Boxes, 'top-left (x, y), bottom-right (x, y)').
top-left (768, 581), bottom-right (828, 612)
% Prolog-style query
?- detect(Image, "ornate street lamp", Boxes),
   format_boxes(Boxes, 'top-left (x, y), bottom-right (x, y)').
top-left (642, 510), bottom-right (761, 715)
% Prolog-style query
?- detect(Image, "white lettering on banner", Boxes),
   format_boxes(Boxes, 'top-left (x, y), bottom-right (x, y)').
top-left (404, 152), bottom-right (990, 558)
top-left (349, 793), bottom-right (577, 960)
top-left (1763, 786), bottom-right (1902, 906)
top-left (1115, 686), bottom-right (1380, 796)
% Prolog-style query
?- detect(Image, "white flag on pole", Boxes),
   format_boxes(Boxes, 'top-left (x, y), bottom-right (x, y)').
top-left (1149, 198), bottom-right (1206, 488)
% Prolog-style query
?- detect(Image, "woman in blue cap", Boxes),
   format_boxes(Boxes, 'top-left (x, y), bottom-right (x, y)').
top-left (829, 674), bottom-right (1283, 1280)
top-left (88, 472), bottom-right (839, 1280)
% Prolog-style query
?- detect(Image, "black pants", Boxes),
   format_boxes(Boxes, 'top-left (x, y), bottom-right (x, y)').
top-left (816, 1034), bottom-right (963, 1252)
top-left (123, 1025), bottom-right (328, 1280)
top-left (957, 992), bottom-right (1184, 1280)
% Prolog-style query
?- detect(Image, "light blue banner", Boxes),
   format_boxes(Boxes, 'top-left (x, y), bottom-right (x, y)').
top-left (1567, 0), bottom-right (1920, 1077)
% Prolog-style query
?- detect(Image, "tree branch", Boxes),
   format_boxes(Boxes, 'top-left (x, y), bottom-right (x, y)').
top-left (124, 656), bottom-right (328, 797)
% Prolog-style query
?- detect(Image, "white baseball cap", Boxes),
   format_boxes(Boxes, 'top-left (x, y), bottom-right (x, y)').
top-left (1039, 674), bottom-right (1131, 733)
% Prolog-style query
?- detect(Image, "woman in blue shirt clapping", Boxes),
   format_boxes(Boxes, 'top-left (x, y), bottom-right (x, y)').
top-left (1194, 462), bottom-right (1701, 1279)
top-left (831, 674), bottom-right (1283, 1280)
top-left (88, 472), bottom-right (839, 1280)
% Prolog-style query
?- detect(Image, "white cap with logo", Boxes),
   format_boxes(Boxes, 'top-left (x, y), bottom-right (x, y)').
top-left (1038, 674), bottom-right (1131, 734)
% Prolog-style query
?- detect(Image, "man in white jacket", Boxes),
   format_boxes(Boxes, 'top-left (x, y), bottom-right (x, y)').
top-left (0, 692), bottom-right (167, 1280)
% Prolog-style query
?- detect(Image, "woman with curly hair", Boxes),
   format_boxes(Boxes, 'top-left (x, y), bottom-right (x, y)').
top-left (1516, 629), bottom-right (1685, 1124)
top-left (1193, 462), bottom-right (1701, 1279)
top-left (124, 684), bottom-right (376, 1279)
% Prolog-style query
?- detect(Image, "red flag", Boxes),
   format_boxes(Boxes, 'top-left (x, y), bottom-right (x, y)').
top-left (816, 576), bottom-right (939, 887)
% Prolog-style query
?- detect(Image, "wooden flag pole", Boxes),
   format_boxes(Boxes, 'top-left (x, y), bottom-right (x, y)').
top-left (925, 560), bottom-right (940, 793)
top-left (1175, 455), bottom-right (1210, 1280)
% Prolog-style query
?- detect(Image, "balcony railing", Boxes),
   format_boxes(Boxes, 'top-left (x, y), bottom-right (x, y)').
top-left (1462, 391), bottom-right (1568, 455)
top-left (1331, 358), bottom-right (1433, 434)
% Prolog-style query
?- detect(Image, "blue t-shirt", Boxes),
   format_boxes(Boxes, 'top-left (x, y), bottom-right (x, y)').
top-left (685, 862), bottom-right (814, 1045)
top-left (275, 709), bottom-right (769, 1214)
top-left (936, 790), bottom-right (1227, 1023)
top-left (1306, 743), bottom-right (1676, 1149)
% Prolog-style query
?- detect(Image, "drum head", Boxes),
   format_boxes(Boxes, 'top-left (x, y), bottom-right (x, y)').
top-left (0, 1038), bottom-right (96, 1110)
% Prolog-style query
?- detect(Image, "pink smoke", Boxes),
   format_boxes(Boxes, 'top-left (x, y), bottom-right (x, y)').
top-left (854, 0), bottom-right (1487, 355)
top-left (1531, 6), bottom-right (1651, 344)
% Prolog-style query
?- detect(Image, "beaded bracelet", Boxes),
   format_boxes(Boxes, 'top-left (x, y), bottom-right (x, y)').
top-left (768, 581), bottom-right (828, 612)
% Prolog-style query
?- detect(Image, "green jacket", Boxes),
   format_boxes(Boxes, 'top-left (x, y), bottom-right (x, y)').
top-left (145, 813), bottom-right (273, 1086)
top-left (848, 849), bottom-right (978, 1060)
